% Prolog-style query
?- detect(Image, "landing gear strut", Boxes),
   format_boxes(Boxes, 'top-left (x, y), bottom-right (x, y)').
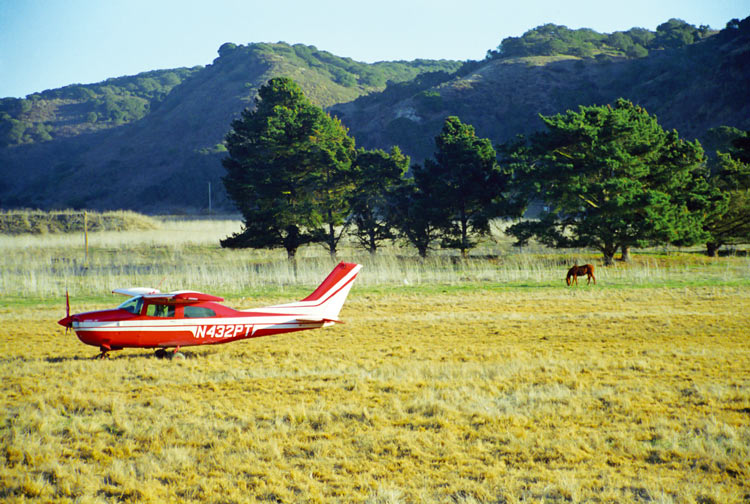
top-left (94, 345), bottom-right (111, 359)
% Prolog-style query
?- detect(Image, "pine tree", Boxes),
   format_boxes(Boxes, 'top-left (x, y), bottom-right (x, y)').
top-left (348, 147), bottom-right (409, 255)
top-left (506, 99), bottom-right (719, 264)
top-left (221, 77), bottom-right (355, 259)
top-left (428, 116), bottom-right (515, 257)
top-left (702, 134), bottom-right (750, 256)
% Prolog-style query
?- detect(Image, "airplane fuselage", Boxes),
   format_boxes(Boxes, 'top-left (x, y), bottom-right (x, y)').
top-left (67, 304), bottom-right (330, 351)
top-left (58, 262), bottom-right (361, 356)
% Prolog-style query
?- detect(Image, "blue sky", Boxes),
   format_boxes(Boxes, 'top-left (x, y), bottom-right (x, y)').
top-left (1, 0), bottom-right (747, 98)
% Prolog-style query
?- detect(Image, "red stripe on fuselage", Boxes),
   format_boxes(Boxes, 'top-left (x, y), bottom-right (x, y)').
top-left (73, 320), bottom-right (324, 349)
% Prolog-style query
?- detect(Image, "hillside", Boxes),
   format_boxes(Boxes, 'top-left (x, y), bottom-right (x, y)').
top-left (0, 43), bottom-right (459, 211)
top-left (334, 19), bottom-right (750, 161)
top-left (0, 67), bottom-right (203, 146)
top-left (0, 17), bottom-right (748, 212)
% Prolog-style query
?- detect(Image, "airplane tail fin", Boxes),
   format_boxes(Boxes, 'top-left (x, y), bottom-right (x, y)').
top-left (301, 262), bottom-right (362, 320)
top-left (263, 262), bottom-right (362, 321)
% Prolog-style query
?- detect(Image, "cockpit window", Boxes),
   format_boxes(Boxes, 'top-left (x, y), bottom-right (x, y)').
top-left (118, 296), bottom-right (144, 315)
top-left (146, 304), bottom-right (175, 317)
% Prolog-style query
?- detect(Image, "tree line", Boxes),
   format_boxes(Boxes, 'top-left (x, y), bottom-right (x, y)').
top-left (487, 18), bottom-right (719, 61)
top-left (221, 78), bottom-right (750, 263)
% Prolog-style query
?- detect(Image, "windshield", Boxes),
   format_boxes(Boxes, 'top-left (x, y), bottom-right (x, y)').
top-left (117, 296), bottom-right (144, 315)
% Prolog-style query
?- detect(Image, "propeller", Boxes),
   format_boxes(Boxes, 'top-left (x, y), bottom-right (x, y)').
top-left (59, 288), bottom-right (72, 334)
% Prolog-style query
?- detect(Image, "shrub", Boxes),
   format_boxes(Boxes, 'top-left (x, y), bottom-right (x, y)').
top-left (0, 210), bottom-right (159, 235)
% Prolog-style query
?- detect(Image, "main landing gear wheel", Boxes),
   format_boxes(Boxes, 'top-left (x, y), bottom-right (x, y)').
top-left (155, 348), bottom-right (185, 360)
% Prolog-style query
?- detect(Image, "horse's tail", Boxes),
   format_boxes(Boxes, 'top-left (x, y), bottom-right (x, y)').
top-left (588, 264), bottom-right (596, 284)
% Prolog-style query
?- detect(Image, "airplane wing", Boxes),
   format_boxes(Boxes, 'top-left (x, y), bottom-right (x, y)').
top-left (113, 287), bottom-right (160, 297)
top-left (112, 288), bottom-right (223, 303)
top-left (143, 291), bottom-right (225, 304)
top-left (171, 291), bottom-right (224, 302)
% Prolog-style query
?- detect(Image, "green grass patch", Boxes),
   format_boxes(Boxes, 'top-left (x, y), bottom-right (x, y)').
top-left (1, 216), bottom-right (749, 304)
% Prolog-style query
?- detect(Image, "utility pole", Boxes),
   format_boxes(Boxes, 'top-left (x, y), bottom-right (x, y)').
top-left (83, 210), bottom-right (89, 265)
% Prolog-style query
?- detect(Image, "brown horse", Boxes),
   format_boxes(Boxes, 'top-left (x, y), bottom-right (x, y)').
top-left (566, 264), bottom-right (596, 286)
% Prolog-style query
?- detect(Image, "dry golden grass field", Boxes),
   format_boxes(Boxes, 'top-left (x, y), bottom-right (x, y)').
top-left (1, 219), bottom-right (749, 503)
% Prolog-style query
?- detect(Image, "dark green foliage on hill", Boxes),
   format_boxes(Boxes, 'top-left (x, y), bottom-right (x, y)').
top-left (343, 70), bottom-right (457, 109)
top-left (219, 42), bottom-right (460, 94)
top-left (34, 69), bottom-right (193, 102)
top-left (488, 19), bottom-right (715, 60)
top-left (0, 67), bottom-right (201, 146)
top-left (493, 24), bottom-right (607, 59)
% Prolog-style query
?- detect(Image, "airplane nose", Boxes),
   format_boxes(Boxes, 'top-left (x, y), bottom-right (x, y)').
top-left (58, 316), bottom-right (74, 327)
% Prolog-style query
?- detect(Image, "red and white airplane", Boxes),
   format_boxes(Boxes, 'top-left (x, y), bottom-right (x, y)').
top-left (58, 262), bottom-right (362, 359)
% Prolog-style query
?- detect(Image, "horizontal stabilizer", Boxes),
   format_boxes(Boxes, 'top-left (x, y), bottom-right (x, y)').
top-left (295, 317), bottom-right (343, 324)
